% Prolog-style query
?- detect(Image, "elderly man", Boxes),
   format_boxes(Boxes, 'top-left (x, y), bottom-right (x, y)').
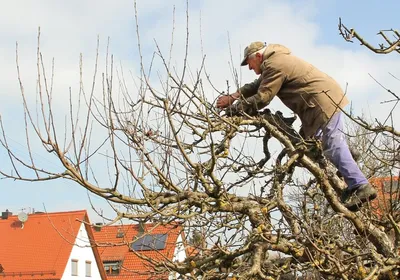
top-left (216, 41), bottom-right (376, 211)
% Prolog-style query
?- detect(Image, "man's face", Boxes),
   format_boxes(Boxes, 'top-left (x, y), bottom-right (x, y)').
top-left (247, 53), bottom-right (262, 75)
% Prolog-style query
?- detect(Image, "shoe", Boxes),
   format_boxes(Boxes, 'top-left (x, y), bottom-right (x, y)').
top-left (341, 184), bottom-right (377, 211)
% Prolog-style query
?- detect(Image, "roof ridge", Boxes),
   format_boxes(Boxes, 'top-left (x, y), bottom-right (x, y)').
top-left (98, 221), bottom-right (183, 228)
top-left (4, 209), bottom-right (87, 218)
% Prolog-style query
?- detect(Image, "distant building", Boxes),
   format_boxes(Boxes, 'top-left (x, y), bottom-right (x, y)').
top-left (370, 176), bottom-right (400, 217)
top-left (92, 222), bottom-right (186, 280)
top-left (0, 210), bottom-right (106, 280)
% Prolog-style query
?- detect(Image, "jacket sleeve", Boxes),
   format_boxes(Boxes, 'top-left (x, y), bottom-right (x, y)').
top-left (238, 79), bottom-right (261, 98)
top-left (241, 67), bottom-right (284, 111)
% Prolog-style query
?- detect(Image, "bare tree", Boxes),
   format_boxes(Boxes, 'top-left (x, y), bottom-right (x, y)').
top-left (346, 116), bottom-right (399, 179)
top-left (339, 18), bottom-right (400, 55)
top-left (1, 8), bottom-right (400, 280)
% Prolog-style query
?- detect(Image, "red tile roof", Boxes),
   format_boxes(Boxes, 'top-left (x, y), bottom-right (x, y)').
top-left (370, 177), bottom-right (400, 216)
top-left (93, 223), bottom-right (184, 280)
top-left (0, 210), bottom-right (105, 280)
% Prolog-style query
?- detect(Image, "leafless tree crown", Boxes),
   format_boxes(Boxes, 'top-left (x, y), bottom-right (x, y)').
top-left (0, 10), bottom-right (399, 280)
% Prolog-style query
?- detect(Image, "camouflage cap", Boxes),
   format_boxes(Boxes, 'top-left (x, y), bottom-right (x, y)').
top-left (240, 41), bottom-right (266, 66)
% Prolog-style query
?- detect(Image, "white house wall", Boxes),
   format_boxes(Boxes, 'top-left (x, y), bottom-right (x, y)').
top-left (169, 233), bottom-right (187, 280)
top-left (61, 223), bottom-right (102, 280)
top-left (173, 233), bottom-right (186, 262)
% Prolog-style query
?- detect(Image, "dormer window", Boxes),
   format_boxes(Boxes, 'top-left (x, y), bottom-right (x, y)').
top-left (104, 261), bottom-right (122, 275)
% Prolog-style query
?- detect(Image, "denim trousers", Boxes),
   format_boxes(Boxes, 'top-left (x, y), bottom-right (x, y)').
top-left (317, 112), bottom-right (368, 190)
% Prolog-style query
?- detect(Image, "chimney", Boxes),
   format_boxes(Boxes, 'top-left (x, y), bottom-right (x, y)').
top-left (1, 209), bottom-right (12, 220)
top-left (94, 222), bottom-right (103, 232)
top-left (138, 221), bottom-right (145, 236)
top-left (116, 228), bottom-right (124, 238)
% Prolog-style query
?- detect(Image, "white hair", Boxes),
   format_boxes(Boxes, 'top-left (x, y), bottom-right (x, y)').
top-left (248, 46), bottom-right (267, 60)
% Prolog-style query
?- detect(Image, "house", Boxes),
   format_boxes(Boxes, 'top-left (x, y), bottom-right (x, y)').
top-left (0, 210), bottom-right (106, 280)
top-left (92, 222), bottom-right (186, 280)
top-left (369, 176), bottom-right (400, 216)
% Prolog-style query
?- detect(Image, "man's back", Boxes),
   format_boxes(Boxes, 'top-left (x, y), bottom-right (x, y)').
top-left (260, 44), bottom-right (349, 136)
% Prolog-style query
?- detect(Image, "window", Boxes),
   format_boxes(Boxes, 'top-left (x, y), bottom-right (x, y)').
top-left (71, 259), bottom-right (78, 276)
top-left (85, 261), bottom-right (92, 277)
top-left (104, 261), bottom-right (121, 275)
top-left (131, 234), bottom-right (168, 251)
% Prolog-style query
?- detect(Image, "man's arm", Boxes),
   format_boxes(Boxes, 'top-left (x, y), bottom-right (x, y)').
top-left (216, 79), bottom-right (260, 109)
top-left (239, 68), bottom-right (284, 112)
top-left (239, 78), bottom-right (261, 98)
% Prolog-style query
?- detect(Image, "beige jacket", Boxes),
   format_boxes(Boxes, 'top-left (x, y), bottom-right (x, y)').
top-left (239, 44), bottom-right (349, 137)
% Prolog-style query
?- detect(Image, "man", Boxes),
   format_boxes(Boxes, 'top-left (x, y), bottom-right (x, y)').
top-left (216, 41), bottom-right (376, 211)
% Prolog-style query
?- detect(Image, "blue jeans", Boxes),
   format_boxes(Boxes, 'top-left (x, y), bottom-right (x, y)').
top-left (316, 112), bottom-right (368, 190)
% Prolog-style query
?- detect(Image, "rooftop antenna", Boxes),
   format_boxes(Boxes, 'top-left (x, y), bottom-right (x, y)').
top-left (17, 211), bottom-right (28, 229)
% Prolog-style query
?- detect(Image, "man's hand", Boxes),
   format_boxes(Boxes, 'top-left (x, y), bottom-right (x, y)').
top-left (225, 103), bottom-right (241, 117)
top-left (216, 92), bottom-right (240, 109)
top-left (225, 100), bottom-right (259, 117)
top-left (216, 95), bottom-right (235, 109)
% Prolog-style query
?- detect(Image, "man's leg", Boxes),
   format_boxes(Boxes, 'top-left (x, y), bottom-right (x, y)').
top-left (321, 112), bottom-right (368, 189)
top-left (321, 112), bottom-right (376, 210)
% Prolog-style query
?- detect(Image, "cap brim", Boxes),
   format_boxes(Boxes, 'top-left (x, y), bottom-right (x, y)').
top-left (240, 56), bottom-right (248, 66)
